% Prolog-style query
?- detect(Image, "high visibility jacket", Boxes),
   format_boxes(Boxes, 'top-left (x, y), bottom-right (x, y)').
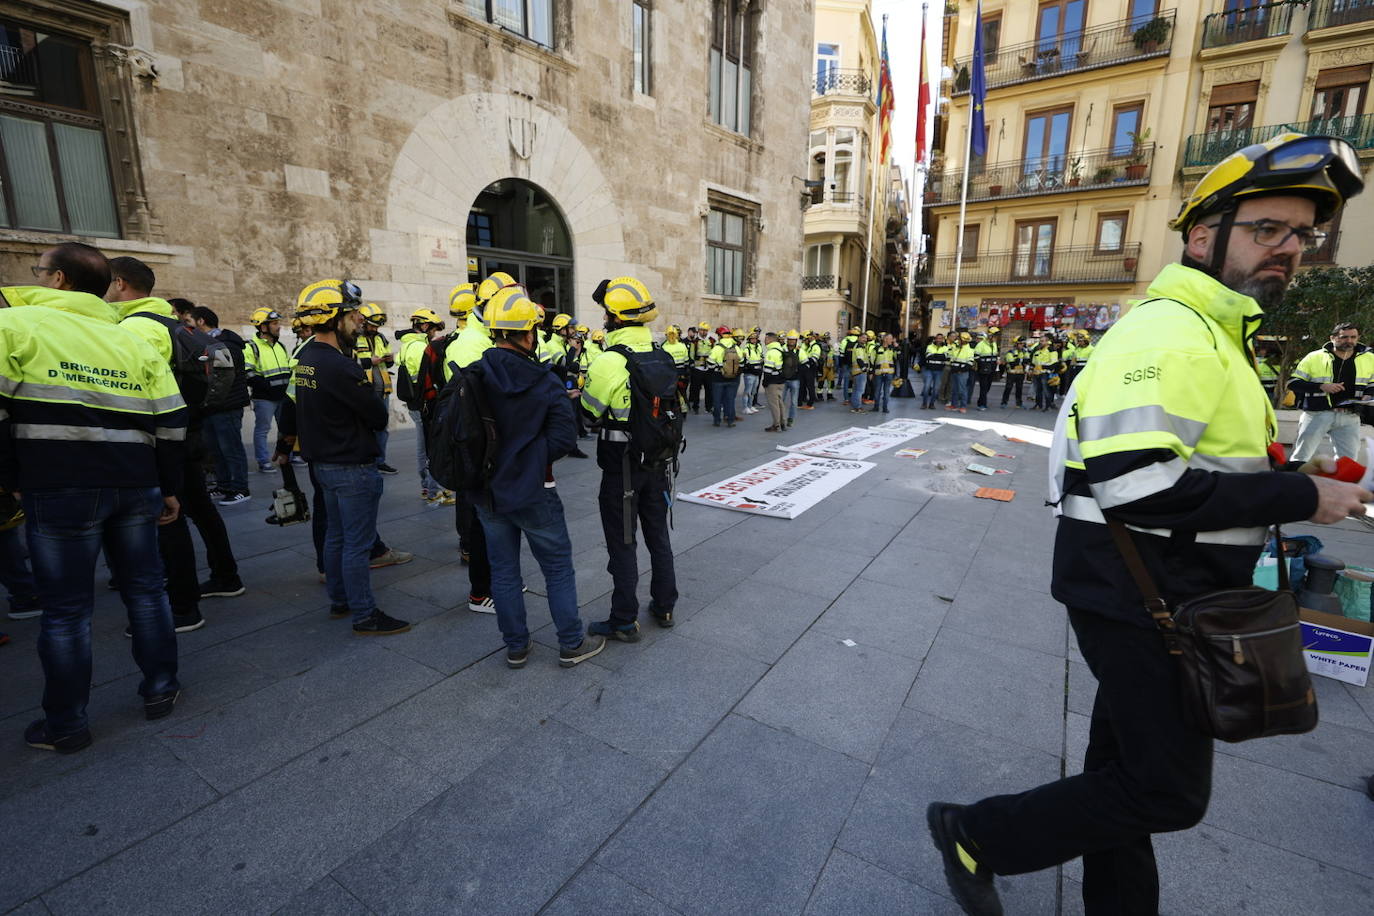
top-left (973, 340), bottom-right (999, 373)
top-left (0, 286), bottom-right (187, 493)
top-left (114, 297), bottom-right (177, 364)
top-left (1071, 343), bottom-right (1094, 368)
top-left (1002, 347), bottom-right (1030, 374)
top-left (874, 345), bottom-right (897, 375)
top-left (690, 337), bottom-right (710, 368)
top-left (1030, 347), bottom-right (1060, 375)
top-left (354, 331), bottom-right (392, 395)
top-left (580, 325), bottom-right (655, 468)
top-left (850, 341), bottom-right (871, 372)
top-left (245, 333), bottom-right (292, 401)
top-left (923, 344), bottom-right (949, 368)
top-left (447, 316), bottom-right (492, 375)
top-left (802, 341), bottom-right (821, 367)
top-left (948, 344), bottom-right (975, 371)
top-left (1052, 263), bottom-right (1318, 625)
top-left (1256, 359), bottom-right (1280, 386)
top-left (741, 341), bottom-right (763, 371)
top-left (543, 331), bottom-right (568, 366)
top-left (707, 336), bottom-right (739, 374)
top-left (762, 341), bottom-right (785, 384)
top-left (662, 339), bottom-right (690, 368)
top-left (1288, 343), bottom-right (1374, 411)
top-left (397, 331), bottom-right (429, 380)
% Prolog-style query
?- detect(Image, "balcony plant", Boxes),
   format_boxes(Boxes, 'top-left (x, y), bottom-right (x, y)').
top-left (1068, 157), bottom-right (1084, 187)
top-left (1125, 128), bottom-right (1151, 180)
top-left (1093, 165), bottom-right (1117, 184)
top-left (1132, 16), bottom-right (1171, 53)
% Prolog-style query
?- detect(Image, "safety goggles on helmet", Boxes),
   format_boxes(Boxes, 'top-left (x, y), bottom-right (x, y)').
top-left (251, 307), bottom-right (281, 326)
top-left (411, 307), bottom-right (442, 325)
top-left (295, 279), bottom-right (362, 326)
top-left (358, 303), bottom-right (386, 326)
top-left (1247, 134), bottom-right (1362, 201)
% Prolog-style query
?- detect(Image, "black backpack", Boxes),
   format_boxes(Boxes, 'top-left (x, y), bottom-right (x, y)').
top-left (427, 363), bottom-right (498, 501)
top-left (608, 344), bottom-right (686, 472)
top-left (781, 348), bottom-right (800, 380)
top-left (142, 313), bottom-right (236, 415)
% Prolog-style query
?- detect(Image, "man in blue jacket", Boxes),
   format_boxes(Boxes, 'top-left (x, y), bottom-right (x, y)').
top-left (471, 286), bottom-right (605, 669)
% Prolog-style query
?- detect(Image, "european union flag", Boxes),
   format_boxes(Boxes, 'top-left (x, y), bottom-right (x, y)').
top-left (970, 0), bottom-right (987, 159)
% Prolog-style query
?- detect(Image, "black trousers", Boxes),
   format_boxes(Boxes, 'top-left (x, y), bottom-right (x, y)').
top-left (688, 367), bottom-right (713, 411)
top-left (799, 367), bottom-right (817, 406)
top-left (156, 430), bottom-right (238, 612)
top-left (308, 462), bottom-right (388, 572)
top-left (598, 467), bottom-right (677, 624)
top-left (960, 608), bottom-right (1212, 916)
top-left (1001, 374), bottom-right (1025, 406)
top-left (975, 372), bottom-right (996, 408)
top-left (454, 491), bottom-right (491, 598)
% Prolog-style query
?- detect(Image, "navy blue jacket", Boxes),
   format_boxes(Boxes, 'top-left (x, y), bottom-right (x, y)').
top-left (478, 345), bottom-right (576, 514)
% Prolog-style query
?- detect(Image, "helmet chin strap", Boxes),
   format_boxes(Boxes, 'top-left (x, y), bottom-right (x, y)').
top-left (1208, 209), bottom-right (1238, 277)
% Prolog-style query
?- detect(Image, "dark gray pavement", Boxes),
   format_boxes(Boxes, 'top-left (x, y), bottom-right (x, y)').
top-left (2, 388), bottom-right (1372, 915)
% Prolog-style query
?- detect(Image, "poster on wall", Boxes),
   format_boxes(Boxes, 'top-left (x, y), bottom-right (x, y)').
top-left (679, 454), bottom-right (876, 519)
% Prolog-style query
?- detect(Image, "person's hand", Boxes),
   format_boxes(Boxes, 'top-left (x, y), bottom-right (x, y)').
top-left (567, 389), bottom-right (580, 399)
top-left (1320, 382), bottom-right (1346, 395)
top-left (159, 496), bottom-right (180, 526)
top-left (271, 450), bottom-right (289, 467)
top-left (1307, 476), bottom-right (1371, 524)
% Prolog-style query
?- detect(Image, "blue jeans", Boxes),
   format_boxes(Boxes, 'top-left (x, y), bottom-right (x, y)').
top-left (477, 488), bottom-right (584, 650)
top-left (741, 372), bottom-right (760, 408)
top-left (314, 463), bottom-right (383, 622)
top-left (784, 379), bottom-right (800, 420)
top-left (1034, 376), bottom-right (1052, 410)
top-left (203, 408), bottom-right (248, 495)
top-left (836, 361), bottom-right (851, 401)
top-left (0, 523), bottom-right (39, 614)
top-left (251, 399), bottom-right (282, 467)
top-left (24, 487), bottom-right (178, 734)
top-left (921, 368), bottom-right (941, 406)
top-left (872, 375), bottom-right (892, 411)
top-left (950, 372), bottom-right (971, 408)
top-left (849, 371), bottom-right (868, 409)
top-left (409, 409), bottom-right (437, 492)
top-left (375, 395), bottom-right (391, 464)
top-left (711, 377), bottom-right (740, 423)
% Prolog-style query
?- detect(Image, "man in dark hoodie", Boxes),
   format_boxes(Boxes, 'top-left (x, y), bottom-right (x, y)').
top-left (191, 305), bottom-right (253, 506)
top-left (470, 286), bottom-right (605, 669)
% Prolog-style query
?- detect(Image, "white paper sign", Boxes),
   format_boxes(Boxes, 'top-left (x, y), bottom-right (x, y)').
top-left (873, 418), bottom-right (940, 436)
top-left (679, 453), bottom-right (875, 518)
top-left (778, 426), bottom-right (917, 461)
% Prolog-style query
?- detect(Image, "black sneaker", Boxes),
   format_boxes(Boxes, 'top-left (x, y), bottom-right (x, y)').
top-left (329, 604), bottom-right (350, 620)
top-left (25, 718), bottom-right (92, 754)
top-left (588, 619), bottom-right (641, 643)
top-left (217, 492), bottom-right (251, 507)
top-left (144, 689), bottom-right (180, 721)
top-left (174, 609), bottom-right (205, 633)
top-left (559, 635), bottom-right (606, 667)
top-left (507, 643), bottom-right (531, 668)
top-left (377, 463), bottom-right (399, 475)
top-left (927, 803), bottom-right (1003, 915)
top-left (352, 610), bottom-right (411, 635)
top-left (199, 577), bottom-right (245, 598)
top-left (648, 606), bottom-right (674, 628)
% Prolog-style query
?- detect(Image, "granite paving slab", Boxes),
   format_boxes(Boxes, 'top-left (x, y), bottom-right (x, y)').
top-left (672, 580), bottom-right (831, 666)
top-left (803, 849), bottom-right (961, 916)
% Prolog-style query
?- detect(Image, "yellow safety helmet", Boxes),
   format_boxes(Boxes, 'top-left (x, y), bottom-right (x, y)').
top-left (478, 271), bottom-right (519, 304)
top-left (786, 329), bottom-right (800, 341)
top-left (575, 324), bottom-right (589, 335)
top-left (449, 283), bottom-right (477, 317)
top-left (988, 325), bottom-right (999, 335)
top-left (1172, 132), bottom-right (1363, 236)
top-left (866, 329), bottom-right (876, 339)
top-left (290, 316), bottom-right (304, 333)
top-left (590, 328), bottom-right (606, 342)
top-left (595, 276), bottom-right (658, 323)
top-left (665, 324), bottom-right (680, 339)
top-left (960, 332), bottom-right (971, 342)
top-left (485, 287), bottom-right (541, 334)
top-left (552, 313), bottom-right (572, 331)
top-left (250, 307), bottom-right (281, 326)
top-left (357, 303), bottom-right (386, 327)
top-left (295, 279), bottom-right (362, 327)
top-left (698, 322), bottom-right (711, 332)
top-left (410, 307), bottom-right (441, 325)
top-left (732, 327), bottom-right (744, 337)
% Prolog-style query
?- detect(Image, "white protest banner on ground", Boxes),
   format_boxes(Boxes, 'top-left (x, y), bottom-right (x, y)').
top-left (936, 417), bottom-right (1054, 448)
top-left (778, 426), bottom-right (916, 461)
top-left (873, 418), bottom-right (941, 436)
top-left (679, 453), bottom-right (875, 519)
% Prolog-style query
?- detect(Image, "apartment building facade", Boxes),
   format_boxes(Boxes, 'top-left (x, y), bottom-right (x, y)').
top-left (922, 0), bottom-right (1372, 340)
top-left (0, 1), bottom-right (814, 333)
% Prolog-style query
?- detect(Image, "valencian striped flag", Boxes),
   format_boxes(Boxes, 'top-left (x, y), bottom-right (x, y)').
top-left (877, 18), bottom-right (895, 165)
top-left (970, 0), bottom-right (987, 158)
top-left (915, 6), bottom-right (931, 167)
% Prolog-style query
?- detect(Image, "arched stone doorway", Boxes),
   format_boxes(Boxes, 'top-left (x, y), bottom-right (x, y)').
top-left (467, 178), bottom-right (574, 316)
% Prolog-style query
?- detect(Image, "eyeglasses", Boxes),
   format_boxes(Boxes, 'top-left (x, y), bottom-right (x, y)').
top-left (29, 265), bottom-right (54, 277)
top-left (1230, 219), bottom-right (1328, 253)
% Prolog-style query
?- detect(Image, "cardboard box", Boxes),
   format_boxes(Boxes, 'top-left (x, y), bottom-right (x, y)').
top-left (1299, 607), bottom-right (1374, 687)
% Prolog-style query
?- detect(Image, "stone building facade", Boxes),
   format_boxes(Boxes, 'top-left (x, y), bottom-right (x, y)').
top-left (0, 0), bottom-right (814, 336)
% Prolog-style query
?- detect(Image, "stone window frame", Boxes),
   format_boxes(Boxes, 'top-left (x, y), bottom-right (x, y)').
top-left (704, 190), bottom-right (759, 299)
top-left (632, 0), bottom-right (651, 96)
top-left (460, 0), bottom-right (557, 50)
top-left (0, 0), bottom-right (152, 241)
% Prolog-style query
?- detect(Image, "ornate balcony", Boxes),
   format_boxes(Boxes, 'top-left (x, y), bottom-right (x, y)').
top-left (1308, 0), bottom-right (1374, 31)
top-left (813, 69), bottom-right (871, 97)
top-left (928, 144), bottom-right (1155, 206)
top-left (951, 10), bottom-right (1175, 95)
top-left (1183, 114), bottom-right (1374, 168)
top-left (929, 244), bottom-right (1142, 287)
top-left (1200, 2), bottom-right (1296, 50)
top-left (802, 274), bottom-right (837, 290)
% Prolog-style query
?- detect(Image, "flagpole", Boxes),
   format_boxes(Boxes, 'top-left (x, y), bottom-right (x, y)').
top-left (952, 1), bottom-right (980, 329)
top-left (904, 2), bottom-right (929, 339)
top-left (859, 13), bottom-right (888, 335)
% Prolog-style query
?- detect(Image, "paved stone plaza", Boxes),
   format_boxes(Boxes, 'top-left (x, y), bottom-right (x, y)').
top-left (2, 396), bottom-right (1372, 915)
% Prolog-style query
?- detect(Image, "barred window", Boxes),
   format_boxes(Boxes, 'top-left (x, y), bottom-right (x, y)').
top-left (0, 21), bottom-right (118, 236)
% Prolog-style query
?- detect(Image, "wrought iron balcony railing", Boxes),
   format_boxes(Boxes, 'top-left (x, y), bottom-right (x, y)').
top-left (1201, 1), bottom-right (1296, 49)
top-left (951, 10), bottom-right (1175, 95)
top-left (813, 69), bottom-right (871, 96)
top-left (804, 187), bottom-right (866, 210)
top-left (929, 243), bottom-right (1142, 287)
top-left (802, 274), bottom-right (837, 290)
top-left (1183, 113), bottom-right (1374, 167)
top-left (1308, 0), bottom-right (1374, 30)
top-left (928, 144), bottom-right (1154, 205)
